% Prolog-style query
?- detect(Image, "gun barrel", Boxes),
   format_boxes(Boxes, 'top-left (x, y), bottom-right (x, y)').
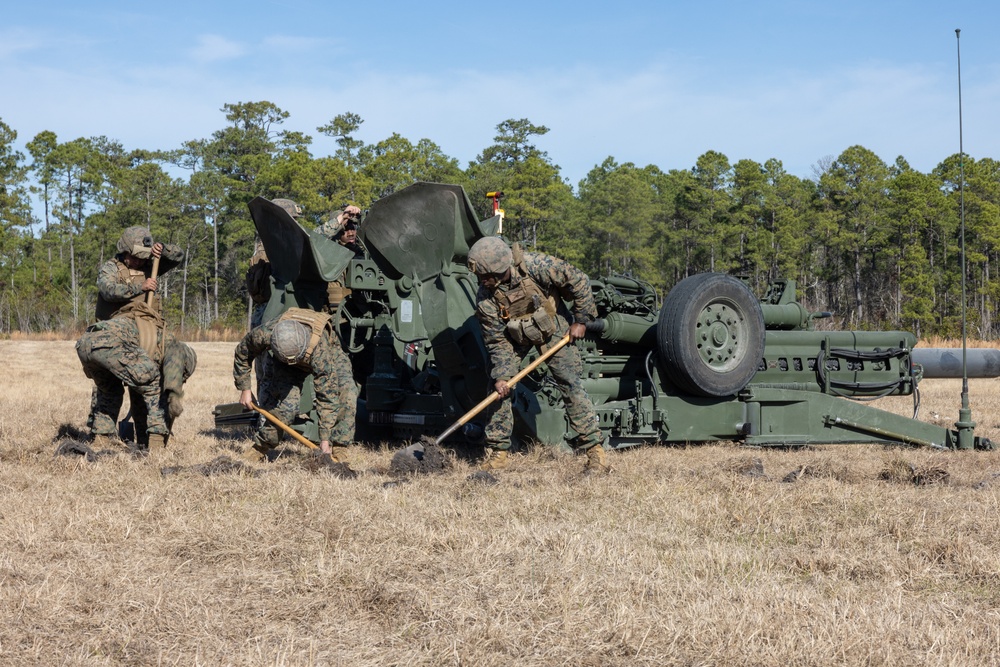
top-left (911, 348), bottom-right (1000, 378)
top-left (587, 313), bottom-right (657, 346)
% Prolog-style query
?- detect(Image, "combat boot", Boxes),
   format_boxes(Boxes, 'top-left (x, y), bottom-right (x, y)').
top-left (583, 443), bottom-right (610, 474)
top-left (91, 433), bottom-right (116, 449)
top-left (242, 438), bottom-right (272, 464)
top-left (479, 448), bottom-right (509, 471)
top-left (329, 445), bottom-right (352, 464)
top-left (147, 433), bottom-right (168, 450)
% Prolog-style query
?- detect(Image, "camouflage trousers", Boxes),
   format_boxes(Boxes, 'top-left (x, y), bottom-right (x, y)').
top-left (331, 344), bottom-right (360, 445)
top-left (250, 302), bottom-right (274, 425)
top-left (255, 340), bottom-right (357, 447)
top-left (77, 319), bottom-right (166, 437)
top-left (130, 339), bottom-right (198, 444)
top-left (484, 342), bottom-right (602, 451)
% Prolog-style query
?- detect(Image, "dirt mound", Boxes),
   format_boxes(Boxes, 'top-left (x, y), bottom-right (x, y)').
top-left (465, 470), bottom-right (499, 485)
top-left (55, 423), bottom-right (91, 441)
top-left (160, 455), bottom-right (261, 477)
top-left (782, 460), bottom-right (854, 483)
top-left (53, 439), bottom-right (121, 462)
top-left (303, 452), bottom-right (358, 479)
top-left (879, 458), bottom-right (950, 486)
top-left (389, 442), bottom-right (452, 476)
top-left (724, 456), bottom-right (766, 479)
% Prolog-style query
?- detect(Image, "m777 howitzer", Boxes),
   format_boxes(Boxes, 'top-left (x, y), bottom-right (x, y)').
top-left (214, 182), bottom-right (998, 451)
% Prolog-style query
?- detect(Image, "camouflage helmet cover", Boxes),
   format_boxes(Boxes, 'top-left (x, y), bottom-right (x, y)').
top-left (117, 226), bottom-right (152, 255)
top-left (467, 237), bottom-right (513, 275)
top-left (270, 320), bottom-right (310, 365)
top-left (272, 198), bottom-right (302, 219)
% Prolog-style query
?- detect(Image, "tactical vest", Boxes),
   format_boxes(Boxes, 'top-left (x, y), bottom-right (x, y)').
top-left (277, 308), bottom-right (334, 370)
top-left (326, 279), bottom-right (353, 311)
top-left (494, 244), bottom-right (559, 346)
top-left (95, 260), bottom-right (160, 321)
top-left (114, 300), bottom-right (166, 364)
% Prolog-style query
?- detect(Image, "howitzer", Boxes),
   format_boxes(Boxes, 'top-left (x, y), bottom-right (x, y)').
top-left (214, 182), bottom-right (996, 451)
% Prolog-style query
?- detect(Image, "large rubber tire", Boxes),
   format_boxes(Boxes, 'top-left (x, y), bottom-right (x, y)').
top-left (658, 273), bottom-right (765, 397)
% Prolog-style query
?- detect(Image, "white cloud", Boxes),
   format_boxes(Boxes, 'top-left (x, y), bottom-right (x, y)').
top-left (188, 34), bottom-right (247, 63)
top-left (261, 34), bottom-right (328, 53)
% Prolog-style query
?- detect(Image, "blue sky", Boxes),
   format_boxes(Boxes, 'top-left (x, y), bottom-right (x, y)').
top-left (3, 1), bottom-right (999, 189)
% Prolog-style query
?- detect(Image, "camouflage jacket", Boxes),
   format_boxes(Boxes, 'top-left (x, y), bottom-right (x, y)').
top-left (475, 251), bottom-right (597, 382)
top-left (95, 244), bottom-right (185, 320)
top-left (233, 317), bottom-right (340, 441)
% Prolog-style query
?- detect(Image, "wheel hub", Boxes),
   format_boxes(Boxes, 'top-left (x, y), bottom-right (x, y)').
top-left (696, 302), bottom-right (746, 372)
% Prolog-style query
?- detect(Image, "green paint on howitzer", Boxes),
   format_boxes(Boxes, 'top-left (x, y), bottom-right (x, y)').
top-left (215, 184), bottom-right (994, 452)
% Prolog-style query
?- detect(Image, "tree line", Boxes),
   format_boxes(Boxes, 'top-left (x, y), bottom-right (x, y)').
top-left (0, 102), bottom-right (995, 339)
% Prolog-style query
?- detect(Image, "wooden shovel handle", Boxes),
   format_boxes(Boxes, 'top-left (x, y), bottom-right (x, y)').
top-left (435, 333), bottom-right (573, 445)
top-left (145, 254), bottom-right (161, 305)
top-left (249, 403), bottom-right (320, 450)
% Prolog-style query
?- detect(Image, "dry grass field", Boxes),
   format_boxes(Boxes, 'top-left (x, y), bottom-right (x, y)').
top-left (2, 340), bottom-right (1000, 666)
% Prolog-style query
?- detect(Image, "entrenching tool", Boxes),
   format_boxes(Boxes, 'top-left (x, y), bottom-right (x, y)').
top-left (119, 253), bottom-right (163, 441)
top-left (249, 403), bottom-right (320, 451)
top-left (145, 254), bottom-right (160, 305)
top-left (428, 333), bottom-right (573, 447)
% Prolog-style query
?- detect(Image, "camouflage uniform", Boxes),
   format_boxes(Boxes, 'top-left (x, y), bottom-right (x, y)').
top-left (86, 227), bottom-right (186, 443)
top-left (233, 312), bottom-right (356, 449)
top-left (316, 208), bottom-right (365, 442)
top-left (245, 239), bottom-right (273, 412)
top-left (474, 246), bottom-right (602, 453)
top-left (245, 199), bottom-right (300, 414)
top-left (130, 338), bottom-right (198, 443)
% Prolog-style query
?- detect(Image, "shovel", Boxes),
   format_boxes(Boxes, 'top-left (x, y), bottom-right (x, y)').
top-left (249, 403), bottom-right (320, 451)
top-left (117, 254), bottom-right (162, 441)
top-left (429, 332), bottom-right (573, 447)
top-left (145, 254), bottom-right (161, 305)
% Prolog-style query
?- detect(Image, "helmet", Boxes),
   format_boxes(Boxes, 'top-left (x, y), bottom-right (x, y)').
top-left (272, 198), bottom-right (302, 219)
top-left (270, 320), bottom-right (310, 365)
top-left (117, 226), bottom-right (153, 256)
top-left (467, 237), bottom-right (512, 275)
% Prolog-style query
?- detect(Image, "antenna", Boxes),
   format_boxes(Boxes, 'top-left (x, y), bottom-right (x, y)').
top-left (954, 28), bottom-right (976, 449)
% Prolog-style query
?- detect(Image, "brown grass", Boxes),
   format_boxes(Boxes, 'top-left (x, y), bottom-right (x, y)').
top-left (3, 340), bottom-right (1000, 665)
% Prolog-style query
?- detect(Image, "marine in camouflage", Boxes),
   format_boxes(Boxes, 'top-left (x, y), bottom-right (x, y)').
top-left (472, 244), bottom-right (602, 452)
top-left (314, 208), bottom-right (364, 444)
top-left (86, 227), bottom-right (188, 444)
top-left (234, 316), bottom-right (356, 447)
